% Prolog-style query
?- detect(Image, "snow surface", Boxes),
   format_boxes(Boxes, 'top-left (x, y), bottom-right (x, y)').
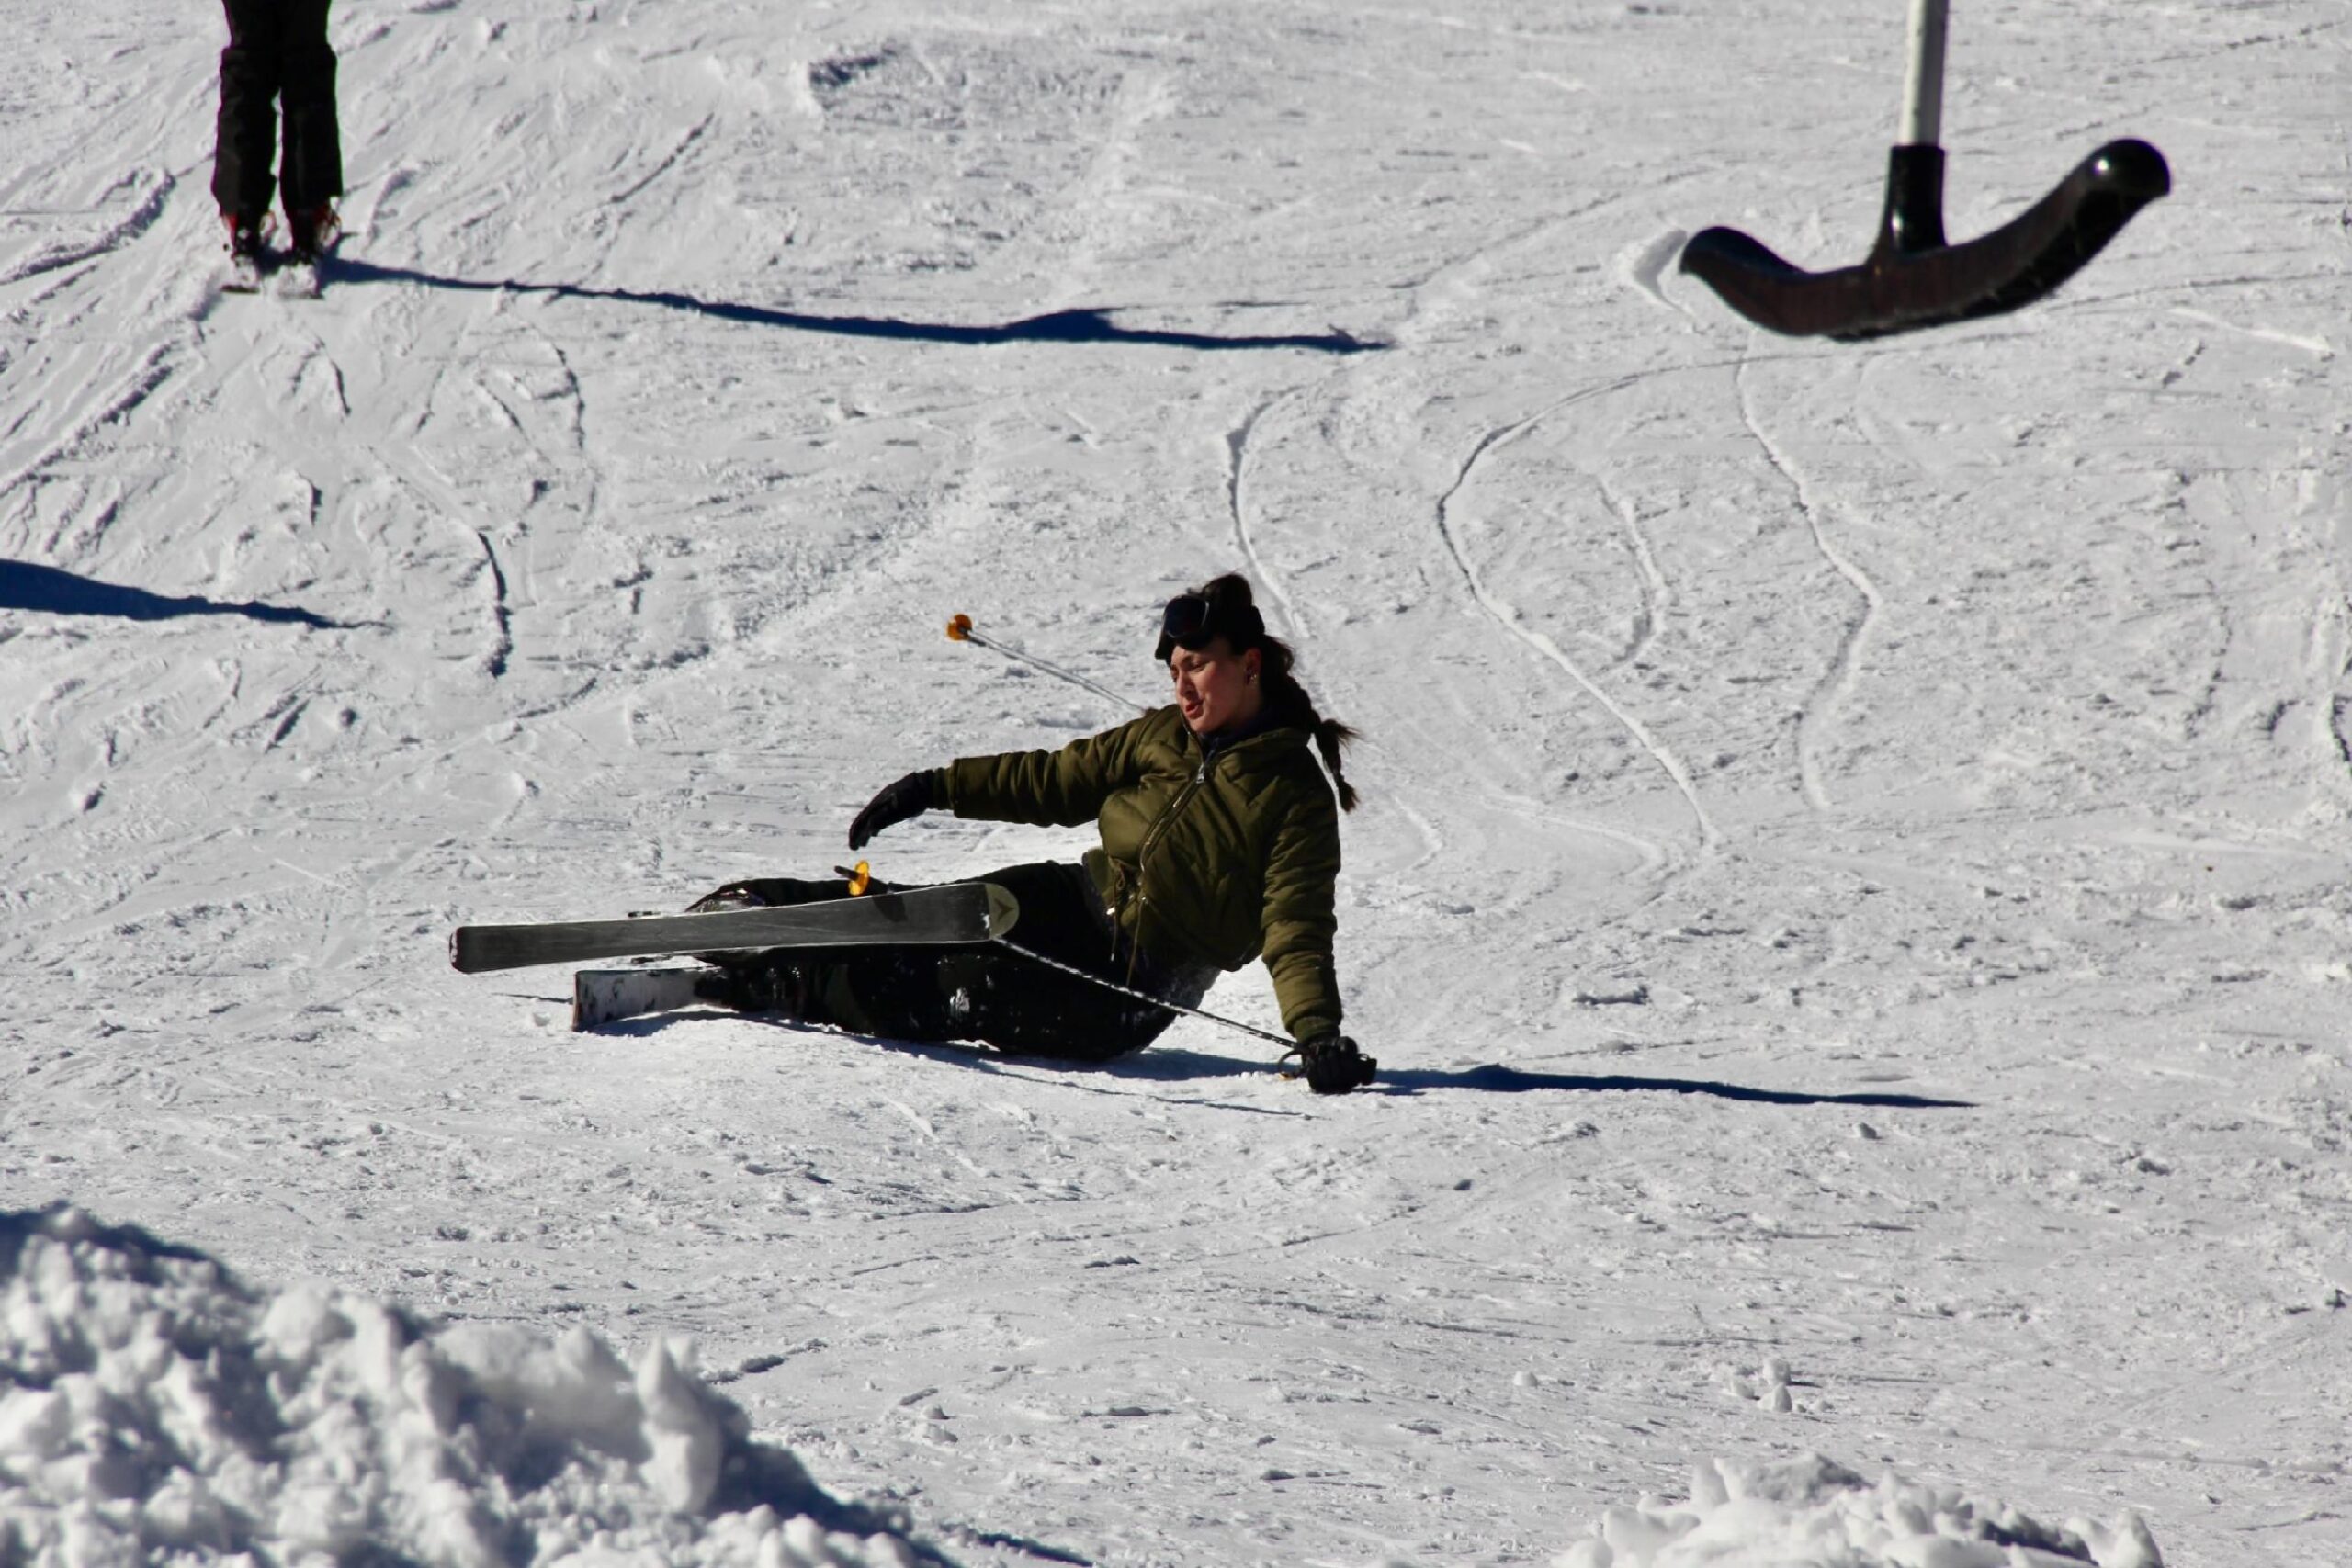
top-left (0, 1209), bottom-right (2162, 1568)
top-left (0, 1205), bottom-right (927, 1565)
top-left (1551, 1451), bottom-right (2161, 1568)
top-left (2, 0), bottom-right (2347, 1563)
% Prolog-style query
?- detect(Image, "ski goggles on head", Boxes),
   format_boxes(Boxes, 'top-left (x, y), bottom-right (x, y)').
top-left (1155, 591), bottom-right (1264, 663)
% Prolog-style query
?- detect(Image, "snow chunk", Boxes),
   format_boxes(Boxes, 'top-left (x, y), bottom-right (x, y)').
top-left (1552, 1452), bottom-right (2162, 1568)
top-left (0, 1206), bottom-right (933, 1567)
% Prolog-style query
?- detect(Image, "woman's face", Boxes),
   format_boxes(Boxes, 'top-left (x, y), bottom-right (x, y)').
top-left (1170, 637), bottom-right (1262, 736)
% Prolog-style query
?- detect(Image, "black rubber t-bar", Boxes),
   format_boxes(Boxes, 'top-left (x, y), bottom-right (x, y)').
top-left (1679, 0), bottom-right (2170, 341)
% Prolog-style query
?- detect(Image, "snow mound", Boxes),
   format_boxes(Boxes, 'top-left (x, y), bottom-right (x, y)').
top-left (1554, 1452), bottom-right (2163, 1568)
top-left (0, 1206), bottom-right (933, 1567)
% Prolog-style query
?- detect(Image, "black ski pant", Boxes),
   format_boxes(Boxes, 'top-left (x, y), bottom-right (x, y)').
top-left (705, 862), bottom-right (1200, 1062)
top-left (213, 0), bottom-right (344, 220)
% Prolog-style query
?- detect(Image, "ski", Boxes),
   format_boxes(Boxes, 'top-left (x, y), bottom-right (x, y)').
top-left (217, 228), bottom-right (338, 299)
top-left (216, 253), bottom-right (324, 299)
top-left (572, 966), bottom-right (732, 1031)
top-left (449, 881), bottom-right (1019, 975)
top-left (272, 258), bottom-right (322, 300)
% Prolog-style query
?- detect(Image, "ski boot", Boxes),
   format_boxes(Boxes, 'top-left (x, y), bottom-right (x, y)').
top-left (285, 203), bottom-right (342, 266)
top-left (277, 204), bottom-right (339, 298)
top-left (683, 883), bottom-right (815, 1016)
top-left (721, 956), bottom-right (814, 1020)
top-left (221, 211), bottom-right (268, 293)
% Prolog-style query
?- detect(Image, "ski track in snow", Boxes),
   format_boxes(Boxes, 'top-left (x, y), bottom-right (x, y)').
top-left (0, 167), bottom-right (177, 288)
top-left (2330, 588), bottom-right (2352, 773)
top-left (0, 344), bottom-right (180, 539)
top-left (1223, 390), bottom-right (1306, 638)
top-left (4, 2), bottom-right (2351, 1564)
top-left (1431, 389), bottom-right (1723, 854)
top-left (1221, 353), bottom-right (1683, 935)
top-left (1734, 351), bottom-right (1884, 815)
top-left (1595, 468), bottom-right (1671, 671)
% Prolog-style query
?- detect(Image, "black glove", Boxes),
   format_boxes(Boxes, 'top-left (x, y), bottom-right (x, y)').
top-left (1290, 1033), bottom-right (1377, 1095)
top-left (848, 771), bottom-right (942, 850)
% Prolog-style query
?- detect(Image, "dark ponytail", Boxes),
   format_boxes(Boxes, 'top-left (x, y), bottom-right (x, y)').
top-left (1193, 573), bottom-right (1362, 812)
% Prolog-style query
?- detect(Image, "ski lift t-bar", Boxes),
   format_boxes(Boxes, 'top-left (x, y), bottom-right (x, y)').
top-left (1679, 0), bottom-right (2169, 341)
top-left (1899, 0), bottom-right (1948, 150)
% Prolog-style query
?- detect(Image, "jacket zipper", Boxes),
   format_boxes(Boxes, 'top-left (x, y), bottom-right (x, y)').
top-left (1121, 750), bottom-right (1216, 981)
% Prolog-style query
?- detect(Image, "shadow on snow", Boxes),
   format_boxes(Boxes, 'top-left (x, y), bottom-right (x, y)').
top-left (1374, 1063), bottom-right (1973, 1109)
top-left (1033, 1048), bottom-right (1973, 1110)
top-left (332, 259), bottom-right (1380, 355)
top-left (0, 561), bottom-right (351, 629)
top-left (559, 1005), bottom-right (1972, 1110)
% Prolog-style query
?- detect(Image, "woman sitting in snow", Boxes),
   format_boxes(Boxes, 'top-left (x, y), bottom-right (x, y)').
top-left (696, 573), bottom-right (1374, 1092)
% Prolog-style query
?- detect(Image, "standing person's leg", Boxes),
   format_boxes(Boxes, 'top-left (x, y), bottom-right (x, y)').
top-left (212, 0), bottom-right (286, 231)
top-left (278, 0), bottom-right (344, 251)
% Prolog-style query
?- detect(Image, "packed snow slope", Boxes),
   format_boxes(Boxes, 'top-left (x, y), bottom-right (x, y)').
top-left (3, 0), bottom-right (2346, 1562)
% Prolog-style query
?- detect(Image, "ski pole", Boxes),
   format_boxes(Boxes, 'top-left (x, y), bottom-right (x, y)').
top-left (947, 614), bottom-right (1148, 714)
top-left (992, 934), bottom-right (1294, 1048)
top-left (996, 939), bottom-right (1363, 1087)
top-left (831, 863), bottom-right (1284, 1046)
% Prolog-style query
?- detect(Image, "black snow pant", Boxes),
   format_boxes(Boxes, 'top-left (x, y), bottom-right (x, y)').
top-left (212, 0), bottom-right (344, 220)
top-left (703, 862), bottom-right (1210, 1063)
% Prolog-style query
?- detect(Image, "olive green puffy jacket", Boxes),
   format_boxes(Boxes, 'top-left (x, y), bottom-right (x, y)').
top-left (939, 705), bottom-right (1343, 1043)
